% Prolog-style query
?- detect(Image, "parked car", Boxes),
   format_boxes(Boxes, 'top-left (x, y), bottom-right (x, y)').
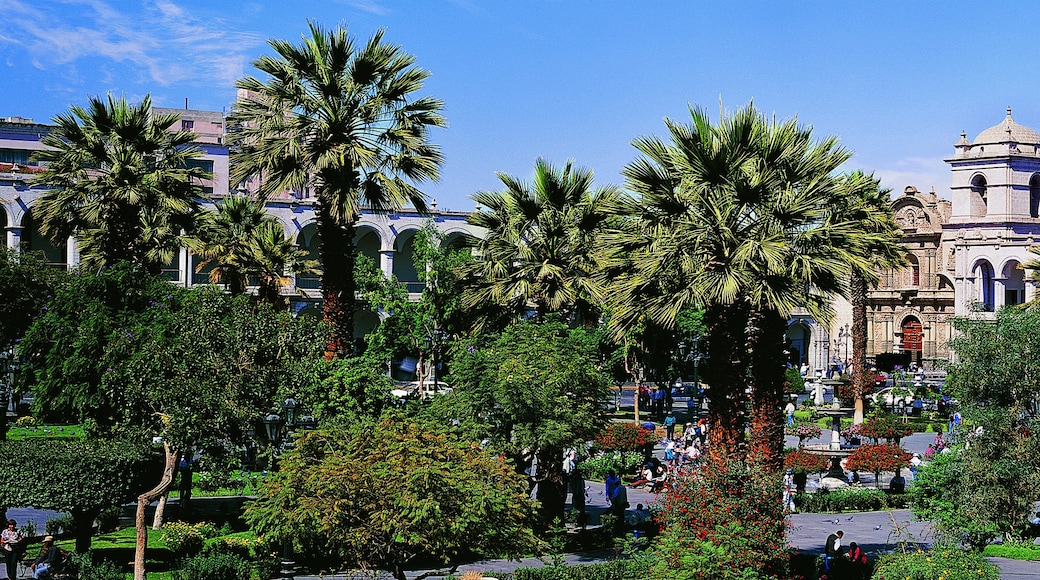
top-left (869, 386), bottom-right (915, 407)
top-left (391, 380), bottom-right (453, 400)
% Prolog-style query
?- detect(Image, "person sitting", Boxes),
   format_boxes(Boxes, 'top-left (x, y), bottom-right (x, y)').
top-left (629, 464), bottom-right (654, 489)
top-left (847, 541), bottom-right (868, 580)
top-left (647, 460), bottom-right (669, 492)
top-left (31, 536), bottom-right (63, 579)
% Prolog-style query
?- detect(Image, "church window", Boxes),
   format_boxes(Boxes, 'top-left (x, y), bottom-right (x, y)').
top-left (971, 174), bottom-right (988, 206)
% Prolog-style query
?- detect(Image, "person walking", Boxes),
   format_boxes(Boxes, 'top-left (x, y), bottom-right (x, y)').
top-left (609, 480), bottom-right (629, 536)
top-left (785, 401), bottom-right (796, 426)
top-left (664, 412), bottom-right (677, 440)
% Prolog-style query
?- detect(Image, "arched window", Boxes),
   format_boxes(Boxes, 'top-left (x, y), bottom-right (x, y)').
top-left (974, 260), bottom-right (995, 311)
top-left (1030, 174), bottom-right (1040, 218)
top-left (971, 174), bottom-right (988, 206)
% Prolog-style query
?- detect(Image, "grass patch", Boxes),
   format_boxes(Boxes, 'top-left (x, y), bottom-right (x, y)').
top-left (6, 424), bottom-right (85, 440)
top-left (983, 543), bottom-right (1040, 560)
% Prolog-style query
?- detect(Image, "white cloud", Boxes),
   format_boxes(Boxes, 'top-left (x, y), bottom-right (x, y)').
top-left (340, 0), bottom-right (390, 16)
top-left (871, 156), bottom-right (952, 200)
top-left (0, 0), bottom-right (263, 88)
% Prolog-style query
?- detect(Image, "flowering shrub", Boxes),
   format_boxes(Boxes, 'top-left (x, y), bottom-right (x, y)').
top-left (844, 444), bottom-right (911, 488)
top-left (784, 449), bottom-right (829, 474)
top-left (0, 162), bottom-right (45, 174)
top-left (784, 422), bottom-right (822, 447)
top-left (872, 547), bottom-right (999, 580)
top-left (653, 460), bottom-right (788, 579)
top-left (859, 414), bottom-right (913, 444)
top-left (14, 416), bottom-right (37, 428)
top-left (841, 423), bottom-right (865, 444)
top-left (594, 422), bottom-right (653, 452)
top-left (160, 521), bottom-right (209, 556)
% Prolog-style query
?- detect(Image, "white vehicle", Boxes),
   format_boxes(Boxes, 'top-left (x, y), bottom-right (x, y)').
top-left (391, 380), bottom-right (453, 400)
top-left (869, 386), bottom-right (915, 407)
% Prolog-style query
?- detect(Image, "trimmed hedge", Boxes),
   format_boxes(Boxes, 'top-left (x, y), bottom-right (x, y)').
top-left (492, 560), bottom-right (651, 580)
top-left (794, 487), bottom-right (910, 512)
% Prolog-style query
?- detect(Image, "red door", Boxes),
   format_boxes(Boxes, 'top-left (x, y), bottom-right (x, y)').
top-left (902, 319), bottom-right (923, 352)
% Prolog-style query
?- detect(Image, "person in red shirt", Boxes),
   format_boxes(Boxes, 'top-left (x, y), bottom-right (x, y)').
top-left (847, 541), bottom-right (868, 580)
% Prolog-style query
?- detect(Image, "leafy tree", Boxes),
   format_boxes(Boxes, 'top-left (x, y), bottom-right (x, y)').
top-left (0, 438), bottom-right (157, 552)
top-left (443, 319), bottom-right (610, 526)
top-left (31, 95), bottom-right (205, 275)
top-left (0, 247), bottom-right (62, 351)
top-left (230, 21), bottom-right (445, 358)
top-left (244, 414), bottom-right (541, 580)
top-left (461, 158), bottom-right (621, 331)
top-left (946, 307), bottom-right (1040, 414)
top-left (296, 353), bottom-right (394, 422)
top-left (20, 269), bottom-right (324, 579)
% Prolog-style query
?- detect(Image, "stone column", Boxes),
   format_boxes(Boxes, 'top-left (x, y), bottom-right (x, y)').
top-left (66, 235), bottom-right (78, 269)
top-left (5, 226), bottom-right (22, 250)
top-left (380, 250), bottom-right (395, 279)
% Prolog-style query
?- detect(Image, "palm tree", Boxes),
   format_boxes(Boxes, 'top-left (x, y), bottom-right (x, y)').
top-left (32, 95), bottom-right (204, 274)
top-left (606, 103), bottom-right (872, 470)
top-left (461, 158), bottom-right (621, 330)
top-left (833, 172), bottom-right (905, 424)
top-left (230, 21), bottom-right (445, 358)
top-left (191, 195), bottom-right (320, 307)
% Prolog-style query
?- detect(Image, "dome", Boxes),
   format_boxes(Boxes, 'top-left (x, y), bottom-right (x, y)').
top-left (973, 107), bottom-right (1040, 146)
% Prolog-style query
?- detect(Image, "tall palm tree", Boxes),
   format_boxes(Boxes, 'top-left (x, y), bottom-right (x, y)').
top-left (249, 221), bottom-right (322, 307)
top-left (834, 172), bottom-right (906, 423)
top-left (32, 95), bottom-right (205, 274)
top-left (606, 103), bottom-right (873, 470)
top-left (461, 158), bottom-right (621, 330)
top-left (230, 21), bottom-right (445, 358)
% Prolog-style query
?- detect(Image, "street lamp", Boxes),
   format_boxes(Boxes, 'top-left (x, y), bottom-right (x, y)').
top-left (837, 324), bottom-right (850, 365)
top-left (261, 398), bottom-right (315, 580)
top-left (423, 329), bottom-right (449, 387)
top-left (678, 335), bottom-right (707, 397)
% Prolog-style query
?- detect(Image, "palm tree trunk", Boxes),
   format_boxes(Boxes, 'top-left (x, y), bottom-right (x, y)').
top-left (703, 302), bottom-right (750, 464)
top-left (747, 309), bottom-right (788, 471)
top-left (851, 272), bottom-right (870, 424)
top-left (317, 202), bottom-right (357, 359)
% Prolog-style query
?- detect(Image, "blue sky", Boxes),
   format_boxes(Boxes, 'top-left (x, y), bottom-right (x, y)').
top-left (0, 1), bottom-right (1037, 211)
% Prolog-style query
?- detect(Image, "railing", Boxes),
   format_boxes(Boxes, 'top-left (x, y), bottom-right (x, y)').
top-left (400, 282), bottom-right (426, 294)
top-left (296, 276), bottom-right (321, 290)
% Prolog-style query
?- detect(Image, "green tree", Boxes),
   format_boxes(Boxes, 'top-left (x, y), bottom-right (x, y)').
top-left (20, 270), bottom-right (324, 579)
top-left (443, 319), bottom-right (609, 526)
top-left (31, 95), bottom-right (205, 275)
top-left (0, 247), bottom-right (62, 351)
top-left (946, 307), bottom-right (1040, 413)
top-left (461, 158), bottom-right (621, 331)
top-left (607, 102), bottom-right (865, 471)
top-left (244, 415), bottom-right (541, 580)
top-left (0, 438), bottom-right (157, 552)
top-left (230, 21), bottom-right (445, 358)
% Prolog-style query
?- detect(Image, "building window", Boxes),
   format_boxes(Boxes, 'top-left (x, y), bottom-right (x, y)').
top-left (971, 174), bottom-right (988, 205)
top-left (181, 120), bottom-right (194, 131)
top-left (1030, 175), bottom-right (1040, 218)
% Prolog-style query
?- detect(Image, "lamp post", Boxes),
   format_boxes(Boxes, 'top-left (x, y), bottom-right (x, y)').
top-left (423, 329), bottom-right (449, 388)
top-left (837, 324), bottom-right (850, 366)
top-left (678, 334), bottom-right (707, 408)
top-left (260, 397), bottom-right (314, 580)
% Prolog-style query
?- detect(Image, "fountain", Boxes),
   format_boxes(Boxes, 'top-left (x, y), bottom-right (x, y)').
top-left (803, 379), bottom-right (857, 488)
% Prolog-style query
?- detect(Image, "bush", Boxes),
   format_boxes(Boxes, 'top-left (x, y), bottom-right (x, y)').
top-left (872, 547), bottom-right (1000, 580)
top-left (581, 451), bottom-right (643, 480)
top-left (160, 521), bottom-right (207, 557)
top-left (594, 423), bottom-right (653, 453)
top-left (205, 535), bottom-right (257, 560)
top-left (784, 449), bottom-right (828, 475)
top-left (15, 416), bottom-right (37, 428)
top-left (793, 487), bottom-right (910, 513)
top-left (96, 506), bottom-right (122, 533)
top-left (196, 470), bottom-right (237, 493)
top-left (173, 551), bottom-right (252, 580)
top-left (67, 551), bottom-right (125, 580)
top-left (45, 514), bottom-right (75, 536)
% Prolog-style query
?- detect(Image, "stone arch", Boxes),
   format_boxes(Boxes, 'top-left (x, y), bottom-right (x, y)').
top-left (971, 258), bottom-right (996, 311)
top-left (899, 315), bottom-right (924, 361)
top-left (20, 208), bottom-right (66, 267)
top-left (392, 227), bottom-right (422, 289)
top-left (936, 273), bottom-right (955, 291)
top-left (1001, 259), bottom-right (1026, 307)
top-left (970, 173), bottom-right (988, 217)
top-left (295, 223), bottom-right (321, 290)
top-left (784, 320), bottom-right (811, 366)
top-left (355, 226), bottom-right (381, 270)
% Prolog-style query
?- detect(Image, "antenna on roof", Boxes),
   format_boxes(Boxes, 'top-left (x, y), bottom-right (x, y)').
top-left (185, 98), bottom-right (189, 110)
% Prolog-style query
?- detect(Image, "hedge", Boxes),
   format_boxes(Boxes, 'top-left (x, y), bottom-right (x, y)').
top-left (794, 487), bottom-right (911, 512)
